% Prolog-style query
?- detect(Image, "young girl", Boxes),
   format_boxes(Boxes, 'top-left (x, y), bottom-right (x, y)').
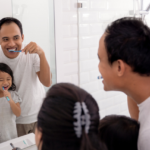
top-left (35, 83), bottom-right (107, 150)
top-left (0, 63), bottom-right (22, 143)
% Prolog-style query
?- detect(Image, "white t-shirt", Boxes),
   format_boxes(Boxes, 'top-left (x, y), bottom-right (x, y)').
top-left (0, 45), bottom-right (46, 124)
top-left (0, 91), bottom-right (22, 143)
top-left (138, 97), bottom-right (150, 150)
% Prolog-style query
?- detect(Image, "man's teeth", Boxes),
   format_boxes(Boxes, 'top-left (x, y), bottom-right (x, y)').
top-left (8, 48), bottom-right (17, 51)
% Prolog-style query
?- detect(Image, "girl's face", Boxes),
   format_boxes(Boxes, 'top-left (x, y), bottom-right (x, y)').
top-left (0, 71), bottom-right (12, 91)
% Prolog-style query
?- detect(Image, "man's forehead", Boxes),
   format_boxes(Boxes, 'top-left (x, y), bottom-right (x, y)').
top-left (0, 23), bottom-right (20, 33)
top-left (0, 25), bottom-right (21, 38)
top-left (99, 34), bottom-right (107, 56)
top-left (100, 33), bottom-right (106, 44)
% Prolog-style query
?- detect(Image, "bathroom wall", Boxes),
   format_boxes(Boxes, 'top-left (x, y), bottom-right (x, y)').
top-left (0, 0), bottom-right (12, 20)
top-left (55, 0), bottom-right (135, 118)
top-left (1, 0), bottom-right (150, 118)
top-left (143, 0), bottom-right (150, 25)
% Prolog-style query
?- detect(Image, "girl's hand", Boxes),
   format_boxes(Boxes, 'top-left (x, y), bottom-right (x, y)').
top-left (3, 90), bottom-right (12, 100)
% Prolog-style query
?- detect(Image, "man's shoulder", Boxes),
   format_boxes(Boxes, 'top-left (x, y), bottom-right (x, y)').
top-left (0, 46), bottom-right (4, 59)
top-left (138, 128), bottom-right (150, 150)
top-left (139, 127), bottom-right (150, 137)
top-left (138, 126), bottom-right (150, 144)
top-left (0, 45), bottom-right (3, 53)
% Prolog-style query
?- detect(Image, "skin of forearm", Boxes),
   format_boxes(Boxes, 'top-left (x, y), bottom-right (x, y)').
top-left (9, 99), bottom-right (21, 117)
top-left (39, 52), bottom-right (51, 87)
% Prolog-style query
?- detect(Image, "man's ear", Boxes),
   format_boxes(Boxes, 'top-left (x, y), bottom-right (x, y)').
top-left (117, 59), bottom-right (125, 77)
top-left (21, 34), bottom-right (24, 42)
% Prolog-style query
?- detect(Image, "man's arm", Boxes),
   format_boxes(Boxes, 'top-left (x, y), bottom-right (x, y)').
top-left (127, 96), bottom-right (139, 120)
top-left (22, 42), bottom-right (51, 87)
top-left (36, 51), bottom-right (51, 87)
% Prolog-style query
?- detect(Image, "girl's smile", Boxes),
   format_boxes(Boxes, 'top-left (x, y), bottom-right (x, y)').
top-left (0, 71), bottom-right (12, 91)
top-left (3, 85), bottom-right (9, 90)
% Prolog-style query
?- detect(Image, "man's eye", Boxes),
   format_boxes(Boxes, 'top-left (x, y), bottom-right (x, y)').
top-left (3, 39), bottom-right (8, 41)
top-left (0, 80), bottom-right (3, 81)
top-left (7, 79), bottom-right (10, 80)
top-left (14, 37), bottom-right (19, 40)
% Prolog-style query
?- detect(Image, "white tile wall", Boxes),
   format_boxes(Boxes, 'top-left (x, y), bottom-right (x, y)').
top-left (62, 0), bottom-right (79, 86)
top-left (57, 0), bottom-right (138, 118)
top-left (0, 0), bottom-right (12, 19)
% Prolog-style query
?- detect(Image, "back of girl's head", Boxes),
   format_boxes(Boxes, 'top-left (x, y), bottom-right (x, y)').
top-left (0, 63), bottom-right (16, 91)
top-left (98, 115), bottom-right (140, 150)
top-left (37, 83), bottom-right (106, 150)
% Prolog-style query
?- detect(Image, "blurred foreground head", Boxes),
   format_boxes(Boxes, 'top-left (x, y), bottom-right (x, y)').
top-left (99, 115), bottom-right (140, 150)
top-left (36, 83), bottom-right (107, 150)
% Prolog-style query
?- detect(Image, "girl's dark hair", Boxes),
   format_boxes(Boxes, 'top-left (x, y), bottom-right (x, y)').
top-left (98, 115), bottom-right (140, 150)
top-left (37, 83), bottom-right (107, 150)
top-left (0, 63), bottom-right (16, 91)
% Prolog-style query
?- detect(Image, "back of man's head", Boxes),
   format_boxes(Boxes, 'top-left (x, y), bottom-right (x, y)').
top-left (0, 17), bottom-right (23, 35)
top-left (105, 17), bottom-right (150, 76)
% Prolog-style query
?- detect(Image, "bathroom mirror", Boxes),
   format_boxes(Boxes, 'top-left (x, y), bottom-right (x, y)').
top-left (0, 0), bottom-right (56, 144)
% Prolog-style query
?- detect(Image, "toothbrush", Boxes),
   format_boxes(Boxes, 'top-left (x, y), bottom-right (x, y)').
top-left (10, 143), bottom-right (15, 149)
top-left (97, 76), bottom-right (103, 79)
top-left (2, 87), bottom-right (10, 101)
top-left (9, 49), bottom-right (22, 52)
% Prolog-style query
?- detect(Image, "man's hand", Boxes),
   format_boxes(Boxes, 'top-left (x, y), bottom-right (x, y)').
top-left (22, 42), bottom-right (44, 56)
top-left (22, 42), bottom-right (51, 87)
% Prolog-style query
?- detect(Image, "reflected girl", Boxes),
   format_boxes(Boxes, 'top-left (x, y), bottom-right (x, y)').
top-left (0, 63), bottom-right (22, 143)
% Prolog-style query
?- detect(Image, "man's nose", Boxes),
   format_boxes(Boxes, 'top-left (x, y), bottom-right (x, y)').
top-left (8, 39), bottom-right (15, 47)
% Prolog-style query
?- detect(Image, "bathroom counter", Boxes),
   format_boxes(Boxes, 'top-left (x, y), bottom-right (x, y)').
top-left (0, 133), bottom-right (37, 150)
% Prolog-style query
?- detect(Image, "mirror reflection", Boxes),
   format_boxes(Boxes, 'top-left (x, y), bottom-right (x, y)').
top-left (0, 0), bottom-right (56, 145)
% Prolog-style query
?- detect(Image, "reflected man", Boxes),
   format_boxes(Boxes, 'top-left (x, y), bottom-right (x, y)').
top-left (0, 17), bottom-right (51, 137)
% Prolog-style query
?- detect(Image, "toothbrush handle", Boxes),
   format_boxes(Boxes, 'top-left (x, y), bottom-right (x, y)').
top-left (10, 143), bottom-right (15, 149)
top-left (2, 87), bottom-right (10, 101)
top-left (15, 50), bottom-right (22, 52)
top-left (6, 97), bottom-right (10, 101)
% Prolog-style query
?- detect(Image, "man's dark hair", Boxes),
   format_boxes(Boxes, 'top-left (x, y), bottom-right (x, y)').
top-left (37, 83), bottom-right (107, 150)
top-left (99, 115), bottom-right (140, 150)
top-left (0, 17), bottom-right (23, 35)
top-left (0, 63), bottom-right (16, 91)
top-left (105, 17), bottom-right (150, 76)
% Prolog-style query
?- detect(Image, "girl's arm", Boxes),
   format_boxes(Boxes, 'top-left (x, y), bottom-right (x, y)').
top-left (127, 96), bottom-right (139, 120)
top-left (3, 90), bottom-right (21, 117)
top-left (9, 101), bottom-right (21, 117)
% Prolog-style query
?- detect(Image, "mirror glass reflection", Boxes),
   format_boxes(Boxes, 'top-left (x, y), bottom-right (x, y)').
top-left (0, 0), bottom-right (56, 145)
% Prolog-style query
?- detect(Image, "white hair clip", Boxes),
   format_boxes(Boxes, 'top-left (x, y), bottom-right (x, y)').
top-left (73, 102), bottom-right (91, 138)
